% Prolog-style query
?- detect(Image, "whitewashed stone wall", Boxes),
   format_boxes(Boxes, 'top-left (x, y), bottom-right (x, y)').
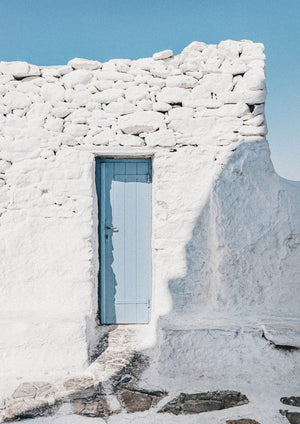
top-left (0, 40), bottom-right (299, 412)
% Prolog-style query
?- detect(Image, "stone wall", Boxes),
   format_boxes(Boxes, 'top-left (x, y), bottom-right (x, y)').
top-left (0, 40), bottom-right (299, 413)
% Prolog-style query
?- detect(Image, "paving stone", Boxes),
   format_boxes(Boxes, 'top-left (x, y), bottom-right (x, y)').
top-left (12, 383), bottom-right (37, 399)
top-left (119, 390), bottom-right (152, 413)
top-left (72, 396), bottom-right (110, 417)
top-left (159, 391), bottom-right (249, 415)
top-left (281, 412), bottom-right (300, 424)
top-left (226, 420), bottom-right (260, 424)
top-left (281, 397), bottom-right (300, 407)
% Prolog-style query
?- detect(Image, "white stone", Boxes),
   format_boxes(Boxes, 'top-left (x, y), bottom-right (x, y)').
top-left (153, 49), bottom-right (173, 60)
top-left (240, 124), bottom-right (268, 136)
top-left (3, 91), bottom-right (31, 109)
top-left (105, 102), bottom-right (136, 115)
top-left (94, 88), bottom-right (124, 103)
top-left (153, 102), bottom-right (172, 112)
top-left (26, 103), bottom-right (52, 125)
top-left (219, 89), bottom-right (267, 105)
top-left (147, 77), bottom-right (165, 88)
top-left (195, 103), bottom-right (249, 118)
top-left (0, 61), bottom-right (40, 78)
top-left (68, 58), bottom-right (102, 71)
top-left (137, 99), bottom-right (153, 111)
top-left (118, 111), bottom-right (164, 134)
top-left (94, 70), bottom-right (134, 82)
top-left (44, 117), bottom-right (64, 132)
top-left (63, 69), bottom-right (93, 88)
top-left (52, 105), bottom-right (74, 119)
top-left (166, 75), bottom-right (198, 88)
top-left (145, 129), bottom-right (176, 147)
top-left (243, 68), bottom-right (266, 90)
top-left (93, 80), bottom-right (114, 91)
top-left (125, 85), bottom-right (149, 102)
top-left (64, 123), bottom-right (89, 137)
top-left (191, 73), bottom-right (233, 98)
top-left (0, 160), bottom-right (11, 173)
top-left (72, 89), bottom-right (92, 106)
top-left (156, 87), bottom-right (189, 104)
top-left (90, 129), bottom-right (115, 145)
top-left (41, 83), bottom-right (65, 104)
top-left (116, 134), bottom-right (144, 147)
top-left (243, 114), bottom-right (264, 126)
top-left (168, 107), bottom-right (194, 120)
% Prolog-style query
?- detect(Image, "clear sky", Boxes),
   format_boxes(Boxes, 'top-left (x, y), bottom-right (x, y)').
top-left (0, 0), bottom-right (299, 180)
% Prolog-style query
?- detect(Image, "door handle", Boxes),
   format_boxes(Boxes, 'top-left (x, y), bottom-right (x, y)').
top-left (106, 226), bottom-right (117, 230)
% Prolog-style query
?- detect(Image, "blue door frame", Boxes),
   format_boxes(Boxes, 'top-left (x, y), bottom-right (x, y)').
top-left (95, 158), bottom-right (152, 324)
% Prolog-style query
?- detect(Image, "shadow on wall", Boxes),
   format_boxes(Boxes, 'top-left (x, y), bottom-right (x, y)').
top-left (166, 140), bottom-right (300, 323)
top-left (144, 139), bottom-right (300, 390)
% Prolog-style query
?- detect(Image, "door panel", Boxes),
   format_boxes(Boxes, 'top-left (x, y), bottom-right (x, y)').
top-left (95, 158), bottom-right (152, 324)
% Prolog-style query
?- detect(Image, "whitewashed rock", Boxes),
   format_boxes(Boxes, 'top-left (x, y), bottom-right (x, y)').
top-left (44, 117), bottom-right (63, 132)
top-left (3, 91), bottom-right (31, 109)
top-left (116, 134), bottom-right (144, 147)
top-left (68, 58), bottom-right (102, 70)
top-left (153, 102), bottom-right (172, 112)
top-left (153, 49), bottom-right (173, 60)
top-left (105, 102), bottom-right (136, 115)
top-left (218, 40), bottom-right (241, 59)
top-left (64, 123), bottom-right (89, 137)
top-left (195, 103), bottom-right (249, 118)
top-left (26, 103), bottom-right (52, 125)
top-left (166, 75), bottom-right (198, 88)
top-left (90, 129), bottom-right (115, 145)
top-left (125, 85), bottom-right (149, 102)
top-left (93, 80), bottom-right (114, 91)
top-left (243, 114), bottom-right (264, 126)
top-left (63, 69), bottom-right (93, 88)
top-left (0, 61), bottom-right (40, 78)
top-left (94, 70), bottom-right (134, 82)
top-left (95, 88), bottom-right (124, 103)
top-left (137, 99), bottom-right (153, 110)
top-left (240, 124), bottom-right (268, 136)
top-left (52, 105), bottom-right (73, 118)
top-left (41, 83), bottom-right (65, 104)
top-left (145, 129), bottom-right (176, 147)
top-left (253, 104), bottom-right (264, 116)
top-left (168, 107), bottom-right (194, 120)
top-left (243, 68), bottom-right (266, 90)
top-left (156, 87), bottom-right (189, 104)
top-left (72, 89), bottom-right (92, 106)
top-left (147, 77), bottom-right (165, 88)
top-left (219, 89), bottom-right (267, 104)
top-left (0, 160), bottom-right (11, 173)
top-left (118, 111), bottom-right (164, 134)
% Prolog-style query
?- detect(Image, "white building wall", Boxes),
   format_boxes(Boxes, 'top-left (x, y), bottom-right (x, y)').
top-left (0, 40), bottom-right (299, 406)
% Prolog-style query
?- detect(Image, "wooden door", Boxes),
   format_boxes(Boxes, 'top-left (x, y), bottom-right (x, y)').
top-left (95, 158), bottom-right (152, 324)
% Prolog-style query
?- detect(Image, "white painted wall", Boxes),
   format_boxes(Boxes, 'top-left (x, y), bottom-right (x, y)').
top-left (0, 40), bottom-right (299, 401)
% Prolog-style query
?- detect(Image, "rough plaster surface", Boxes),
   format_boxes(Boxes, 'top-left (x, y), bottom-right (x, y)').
top-left (0, 40), bottom-right (299, 422)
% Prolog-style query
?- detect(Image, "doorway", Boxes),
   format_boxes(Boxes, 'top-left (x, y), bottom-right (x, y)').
top-left (95, 158), bottom-right (152, 324)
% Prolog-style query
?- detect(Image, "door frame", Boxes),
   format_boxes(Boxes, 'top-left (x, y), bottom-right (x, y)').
top-left (95, 154), bottom-right (154, 325)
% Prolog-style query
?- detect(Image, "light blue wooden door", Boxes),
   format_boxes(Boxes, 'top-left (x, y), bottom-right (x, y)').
top-left (95, 158), bottom-right (152, 324)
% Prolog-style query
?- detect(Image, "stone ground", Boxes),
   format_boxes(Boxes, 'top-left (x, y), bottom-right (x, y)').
top-left (2, 327), bottom-right (300, 423)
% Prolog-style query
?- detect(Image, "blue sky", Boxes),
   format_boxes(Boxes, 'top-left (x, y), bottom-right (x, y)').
top-left (0, 0), bottom-right (299, 180)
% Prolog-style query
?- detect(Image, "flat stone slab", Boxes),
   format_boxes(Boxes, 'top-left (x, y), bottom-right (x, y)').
top-left (281, 397), bottom-right (300, 407)
top-left (261, 323), bottom-right (300, 348)
top-left (226, 420), bottom-right (260, 424)
top-left (280, 411), bottom-right (300, 424)
top-left (159, 391), bottom-right (249, 415)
